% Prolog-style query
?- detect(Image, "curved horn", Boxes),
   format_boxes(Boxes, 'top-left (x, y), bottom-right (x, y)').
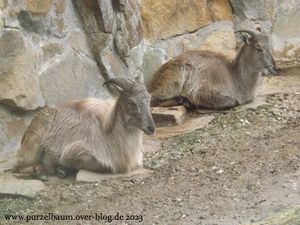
top-left (103, 77), bottom-right (133, 91)
top-left (235, 29), bottom-right (258, 38)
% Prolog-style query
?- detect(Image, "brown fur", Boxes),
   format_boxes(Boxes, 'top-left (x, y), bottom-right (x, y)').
top-left (149, 32), bottom-right (278, 109)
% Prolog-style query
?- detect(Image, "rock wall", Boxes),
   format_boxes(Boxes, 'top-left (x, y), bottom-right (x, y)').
top-left (0, 0), bottom-right (299, 161)
top-left (230, 0), bottom-right (300, 65)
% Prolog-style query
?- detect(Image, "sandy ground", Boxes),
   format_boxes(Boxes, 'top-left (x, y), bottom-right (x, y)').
top-left (0, 68), bottom-right (299, 225)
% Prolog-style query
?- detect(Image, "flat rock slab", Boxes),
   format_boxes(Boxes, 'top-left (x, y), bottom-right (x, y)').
top-left (143, 115), bottom-right (214, 152)
top-left (155, 115), bottom-right (215, 139)
top-left (0, 173), bottom-right (45, 198)
top-left (146, 115), bottom-right (215, 140)
top-left (76, 168), bottom-right (153, 182)
top-left (151, 106), bottom-right (187, 127)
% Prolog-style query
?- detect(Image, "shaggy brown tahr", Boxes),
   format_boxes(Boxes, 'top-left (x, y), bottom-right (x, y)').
top-left (149, 30), bottom-right (278, 109)
top-left (13, 76), bottom-right (155, 180)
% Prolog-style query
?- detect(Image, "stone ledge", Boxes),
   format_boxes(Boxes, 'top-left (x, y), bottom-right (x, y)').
top-left (151, 106), bottom-right (187, 127)
top-left (0, 173), bottom-right (45, 199)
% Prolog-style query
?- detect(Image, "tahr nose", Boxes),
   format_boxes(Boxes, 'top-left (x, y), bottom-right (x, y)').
top-left (147, 126), bottom-right (155, 134)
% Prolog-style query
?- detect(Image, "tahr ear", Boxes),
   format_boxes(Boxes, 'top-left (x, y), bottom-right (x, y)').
top-left (240, 33), bottom-right (252, 45)
top-left (109, 84), bottom-right (124, 95)
top-left (133, 74), bottom-right (144, 84)
top-left (103, 77), bottom-right (133, 95)
top-left (235, 30), bottom-right (258, 46)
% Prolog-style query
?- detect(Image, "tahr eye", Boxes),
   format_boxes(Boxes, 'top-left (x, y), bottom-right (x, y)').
top-left (256, 47), bottom-right (263, 52)
top-left (128, 99), bottom-right (137, 107)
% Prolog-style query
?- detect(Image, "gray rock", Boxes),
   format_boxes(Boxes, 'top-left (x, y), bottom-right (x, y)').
top-left (40, 42), bottom-right (64, 62)
top-left (98, 0), bottom-right (114, 33)
top-left (273, 1), bottom-right (300, 37)
top-left (68, 29), bottom-right (94, 58)
top-left (114, 0), bottom-right (143, 58)
top-left (200, 26), bottom-right (236, 58)
top-left (152, 115), bottom-right (215, 139)
top-left (75, 0), bottom-right (115, 80)
top-left (40, 49), bottom-right (110, 106)
top-left (18, 10), bottom-right (47, 34)
top-left (142, 47), bottom-right (167, 86)
top-left (272, 0), bottom-right (300, 62)
top-left (100, 47), bottom-right (130, 79)
top-left (230, 0), bottom-right (274, 33)
top-left (0, 174), bottom-right (45, 198)
top-left (0, 29), bottom-right (44, 110)
top-left (75, 0), bottom-right (113, 34)
top-left (151, 106), bottom-right (187, 127)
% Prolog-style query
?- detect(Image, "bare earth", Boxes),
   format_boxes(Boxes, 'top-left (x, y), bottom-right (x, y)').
top-left (0, 68), bottom-right (300, 225)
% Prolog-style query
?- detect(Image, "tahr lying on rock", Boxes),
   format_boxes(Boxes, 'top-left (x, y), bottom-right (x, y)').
top-left (149, 30), bottom-right (278, 109)
top-left (13, 76), bottom-right (155, 180)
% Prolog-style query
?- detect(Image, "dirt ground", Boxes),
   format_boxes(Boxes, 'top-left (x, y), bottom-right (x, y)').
top-left (0, 69), bottom-right (300, 225)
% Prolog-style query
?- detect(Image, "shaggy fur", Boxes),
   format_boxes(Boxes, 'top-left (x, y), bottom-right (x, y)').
top-left (14, 77), bottom-right (155, 177)
top-left (149, 31), bottom-right (278, 109)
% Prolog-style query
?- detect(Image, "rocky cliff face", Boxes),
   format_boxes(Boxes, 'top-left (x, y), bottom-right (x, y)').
top-left (0, 0), bottom-right (299, 161)
top-left (230, 0), bottom-right (300, 64)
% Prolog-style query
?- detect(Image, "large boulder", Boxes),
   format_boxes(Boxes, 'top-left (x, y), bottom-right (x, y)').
top-left (142, 47), bottom-right (167, 86)
top-left (200, 26), bottom-right (236, 58)
top-left (0, 30), bottom-right (44, 110)
top-left (272, 0), bottom-right (300, 63)
top-left (39, 49), bottom-right (109, 106)
top-left (230, 0), bottom-right (300, 64)
top-left (230, 0), bottom-right (274, 33)
top-left (141, 0), bottom-right (232, 42)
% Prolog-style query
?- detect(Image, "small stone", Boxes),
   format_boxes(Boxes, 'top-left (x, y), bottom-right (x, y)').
top-left (212, 166), bottom-right (218, 171)
top-left (176, 198), bottom-right (182, 202)
top-left (217, 169), bottom-right (224, 174)
top-left (151, 106), bottom-right (187, 127)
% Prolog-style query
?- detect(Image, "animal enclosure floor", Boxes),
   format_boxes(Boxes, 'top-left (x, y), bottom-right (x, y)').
top-left (0, 70), bottom-right (300, 225)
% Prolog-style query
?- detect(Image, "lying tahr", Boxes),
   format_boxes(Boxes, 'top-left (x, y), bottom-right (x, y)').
top-left (149, 30), bottom-right (278, 109)
top-left (13, 77), bottom-right (155, 180)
